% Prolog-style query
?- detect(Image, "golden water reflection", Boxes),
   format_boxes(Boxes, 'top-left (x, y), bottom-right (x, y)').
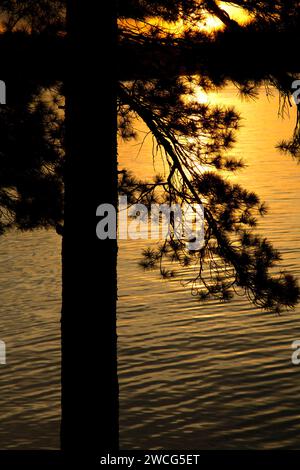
top-left (118, 85), bottom-right (300, 449)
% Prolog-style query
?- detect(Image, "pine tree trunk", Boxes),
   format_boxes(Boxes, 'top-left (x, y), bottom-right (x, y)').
top-left (61, 1), bottom-right (118, 459)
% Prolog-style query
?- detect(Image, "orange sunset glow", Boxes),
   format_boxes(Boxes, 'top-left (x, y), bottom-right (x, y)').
top-left (119, 2), bottom-right (251, 36)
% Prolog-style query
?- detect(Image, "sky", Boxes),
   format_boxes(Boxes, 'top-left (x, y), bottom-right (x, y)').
top-left (119, 2), bottom-right (251, 37)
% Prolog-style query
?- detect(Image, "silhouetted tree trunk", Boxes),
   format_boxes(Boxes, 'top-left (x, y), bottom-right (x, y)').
top-left (62, 0), bottom-right (118, 459)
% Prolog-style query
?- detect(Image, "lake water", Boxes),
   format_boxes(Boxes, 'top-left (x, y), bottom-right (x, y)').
top-left (0, 230), bottom-right (61, 449)
top-left (1, 85), bottom-right (300, 449)
top-left (118, 86), bottom-right (300, 449)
